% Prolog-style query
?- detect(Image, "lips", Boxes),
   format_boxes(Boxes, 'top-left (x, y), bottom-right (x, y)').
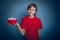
top-left (8, 17), bottom-right (17, 25)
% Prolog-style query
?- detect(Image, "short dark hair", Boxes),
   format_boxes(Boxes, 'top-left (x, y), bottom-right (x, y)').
top-left (27, 3), bottom-right (37, 12)
top-left (27, 3), bottom-right (37, 16)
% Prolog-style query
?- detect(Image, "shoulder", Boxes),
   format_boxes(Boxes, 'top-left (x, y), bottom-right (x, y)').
top-left (35, 17), bottom-right (42, 24)
top-left (22, 16), bottom-right (28, 21)
top-left (35, 17), bottom-right (41, 21)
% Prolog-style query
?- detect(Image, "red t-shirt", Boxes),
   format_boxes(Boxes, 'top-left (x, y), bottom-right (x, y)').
top-left (21, 16), bottom-right (42, 40)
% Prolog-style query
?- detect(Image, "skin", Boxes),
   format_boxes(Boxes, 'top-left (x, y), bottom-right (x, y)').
top-left (8, 6), bottom-right (40, 37)
top-left (27, 6), bottom-right (36, 18)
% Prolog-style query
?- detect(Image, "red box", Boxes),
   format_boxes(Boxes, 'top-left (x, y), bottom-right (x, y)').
top-left (8, 17), bottom-right (17, 25)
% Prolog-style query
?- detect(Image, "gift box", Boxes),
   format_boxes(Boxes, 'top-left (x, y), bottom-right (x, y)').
top-left (8, 17), bottom-right (17, 25)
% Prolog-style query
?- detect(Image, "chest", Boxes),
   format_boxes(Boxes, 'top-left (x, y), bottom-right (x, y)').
top-left (26, 19), bottom-right (38, 28)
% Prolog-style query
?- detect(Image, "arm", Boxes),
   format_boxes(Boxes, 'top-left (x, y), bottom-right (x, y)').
top-left (38, 29), bottom-right (40, 40)
top-left (16, 23), bottom-right (25, 36)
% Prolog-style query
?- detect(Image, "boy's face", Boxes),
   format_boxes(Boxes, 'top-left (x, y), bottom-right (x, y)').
top-left (27, 6), bottom-right (36, 16)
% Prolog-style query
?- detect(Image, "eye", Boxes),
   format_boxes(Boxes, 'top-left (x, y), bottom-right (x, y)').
top-left (29, 9), bottom-right (31, 10)
top-left (33, 9), bottom-right (35, 11)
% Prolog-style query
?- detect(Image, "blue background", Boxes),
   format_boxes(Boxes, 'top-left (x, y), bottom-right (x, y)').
top-left (0, 0), bottom-right (60, 40)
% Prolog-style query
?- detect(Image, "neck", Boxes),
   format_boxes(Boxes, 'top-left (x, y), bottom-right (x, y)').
top-left (29, 15), bottom-right (35, 18)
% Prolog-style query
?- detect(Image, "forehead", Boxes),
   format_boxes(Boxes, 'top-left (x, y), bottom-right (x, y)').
top-left (29, 6), bottom-right (36, 9)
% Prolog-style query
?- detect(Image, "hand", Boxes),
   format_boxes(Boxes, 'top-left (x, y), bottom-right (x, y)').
top-left (8, 23), bottom-right (13, 26)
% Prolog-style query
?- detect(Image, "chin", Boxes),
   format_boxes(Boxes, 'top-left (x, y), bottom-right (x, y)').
top-left (29, 14), bottom-right (33, 16)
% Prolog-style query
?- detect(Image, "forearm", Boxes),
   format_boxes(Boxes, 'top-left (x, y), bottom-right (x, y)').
top-left (38, 30), bottom-right (40, 40)
top-left (16, 23), bottom-right (25, 36)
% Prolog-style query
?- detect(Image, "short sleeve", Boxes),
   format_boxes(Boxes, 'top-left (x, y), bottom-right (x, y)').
top-left (21, 18), bottom-right (27, 30)
top-left (37, 19), bottom-right (43, 30)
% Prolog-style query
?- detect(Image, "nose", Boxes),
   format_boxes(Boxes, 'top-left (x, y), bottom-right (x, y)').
top-left (30, 10), bottom-right (32, 13)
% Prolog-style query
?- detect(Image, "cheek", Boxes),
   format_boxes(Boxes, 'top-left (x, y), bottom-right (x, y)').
top-left (28, 10), bottom-right (30, 13)
top-left (33, 11), bottom-right (36, 14)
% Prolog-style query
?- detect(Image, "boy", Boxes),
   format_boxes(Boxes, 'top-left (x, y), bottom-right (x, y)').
top-left (9, 3), bottom-right (43, 40)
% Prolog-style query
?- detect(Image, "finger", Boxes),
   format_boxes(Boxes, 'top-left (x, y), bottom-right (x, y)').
top-left (8, 23), bottom-right (13, 26)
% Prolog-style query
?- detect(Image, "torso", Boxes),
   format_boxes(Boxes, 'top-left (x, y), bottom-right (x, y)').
top-left (22, 16), bottom-right (41, 40)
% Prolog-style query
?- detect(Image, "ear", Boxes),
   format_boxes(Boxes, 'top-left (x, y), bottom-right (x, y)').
top-left (34, 13), bottom-right (36, 16)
